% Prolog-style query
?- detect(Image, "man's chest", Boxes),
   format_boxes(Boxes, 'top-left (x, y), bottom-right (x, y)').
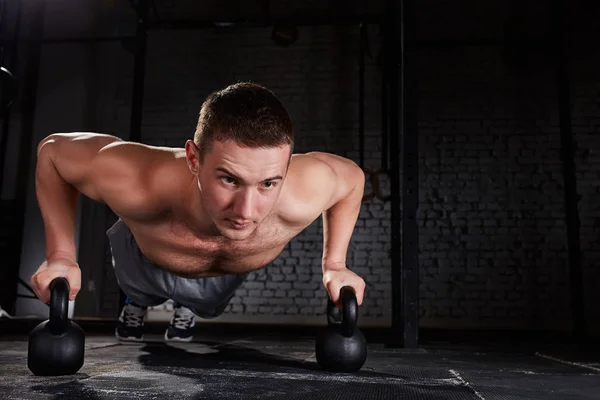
top-left (129, 217), bottom-right (300, 277)
top-left (184, 223), bottom-right (294, 260)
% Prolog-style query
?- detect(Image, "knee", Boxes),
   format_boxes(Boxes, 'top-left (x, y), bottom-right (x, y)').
top-left (193, 298), bottom-right (232, 319)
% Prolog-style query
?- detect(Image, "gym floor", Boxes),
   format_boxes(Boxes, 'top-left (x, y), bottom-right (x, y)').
top-left (1, 322), bottom-right (599, 400)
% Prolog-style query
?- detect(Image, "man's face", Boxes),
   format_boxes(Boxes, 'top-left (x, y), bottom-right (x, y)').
top-left (186, 139), bottom-right (291, 240)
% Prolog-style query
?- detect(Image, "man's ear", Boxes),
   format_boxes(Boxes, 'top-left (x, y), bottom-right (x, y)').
top-left (185, 140), bottom-right (201, 174)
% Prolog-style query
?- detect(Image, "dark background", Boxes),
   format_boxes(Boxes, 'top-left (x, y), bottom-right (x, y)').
top-left (0, 0), bottom-right (598, 339)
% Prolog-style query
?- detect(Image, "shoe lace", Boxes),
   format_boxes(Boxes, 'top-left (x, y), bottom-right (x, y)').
top-left (172, 308), bottom-right (195, 330)
top-left (123, 307), bottom-right (145, 327)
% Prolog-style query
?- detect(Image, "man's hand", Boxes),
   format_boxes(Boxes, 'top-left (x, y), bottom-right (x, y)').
top-left (322, 264), bottom-right (366, 307)
top-left (30, 258), bottom-right (81, 303)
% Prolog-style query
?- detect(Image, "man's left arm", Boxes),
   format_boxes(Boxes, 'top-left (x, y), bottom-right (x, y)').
top-left (306, 152), bottom-right (367, 306)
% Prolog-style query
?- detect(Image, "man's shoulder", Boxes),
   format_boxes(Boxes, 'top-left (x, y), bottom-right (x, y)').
top-left (104, 143), bottom-right (186, 220)
top-left (286, 151), bottom-right (361, 190)
top-left (288, 152), bottom-right (344, 177)
top-left (146, 148), bottom-right (190, 202)
top-left (103, 142), bottom-right (185, 187)
top-left (287, 153), bottom-right (338, 194)
top-left (274, 153), bottom-right (337, 226)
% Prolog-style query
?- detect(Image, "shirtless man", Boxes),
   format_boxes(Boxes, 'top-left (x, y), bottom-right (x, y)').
top-left (29, 82), bottom-right (366, 342)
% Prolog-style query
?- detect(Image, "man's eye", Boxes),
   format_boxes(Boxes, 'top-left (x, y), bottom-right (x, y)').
top-left (221, 176), bottom-right (236, 185)
top-left (263, 181), bottom-right (276, 189)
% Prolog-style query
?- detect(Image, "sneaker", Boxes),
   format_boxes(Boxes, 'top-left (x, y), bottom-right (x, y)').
top-left (115, 301), bottom-right (147, 342)
top-left (164, 305), bottom-right (196, 342)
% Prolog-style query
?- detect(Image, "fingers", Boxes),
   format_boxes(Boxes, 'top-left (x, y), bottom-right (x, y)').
top-left (30, 274), bottom-right (45, 303)
top-left (30, 261), bottom-right (80, 303)
top-left (354, 278), bottom-right (366, 306)
top-left (327, 281), bottom-right (341, 305)
top-left (356, 285), bottom-right (365, 306)
top-left (29, 259), bottom-right (49, 300)
top-left (30, 272), bottom-right (51, 304)
top-left (67, 267), bottom-right (81, 301)
top-left (325, 274), bottom-right (366, 307)
top-left (340, 282), bottom-right (365, 306)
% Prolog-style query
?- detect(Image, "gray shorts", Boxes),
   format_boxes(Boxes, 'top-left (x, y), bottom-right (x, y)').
top-left (106, 219), bottom-right (248, 318)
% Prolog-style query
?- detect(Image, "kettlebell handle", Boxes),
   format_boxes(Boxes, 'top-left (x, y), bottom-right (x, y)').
top-left (327, 286), bottom-right (358, 337)
top-left (48, 278), bottom-right (70, 335)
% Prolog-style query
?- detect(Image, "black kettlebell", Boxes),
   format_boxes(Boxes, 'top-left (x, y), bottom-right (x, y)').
top-left (28, 277), bottom-right (85, 376)
top-left (315, 286), bottom-right (367, 372)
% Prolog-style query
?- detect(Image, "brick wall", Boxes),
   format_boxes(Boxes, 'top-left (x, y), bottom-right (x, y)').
top-left (417, 46), bottom-right (572, 330)
top-left (104, 24), bottom-right (600, 332)
top-left (0, 0), bottom-right (596, 331)
top-left (571, 53), bottom-right (600, 332)
top-left (94, 1), bottom-right (600, 332)
top-left (415, 43), bottom-right (599, 333)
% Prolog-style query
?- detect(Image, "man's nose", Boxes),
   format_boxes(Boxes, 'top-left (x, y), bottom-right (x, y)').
top-left (233, 190), bottom-right (253, 220)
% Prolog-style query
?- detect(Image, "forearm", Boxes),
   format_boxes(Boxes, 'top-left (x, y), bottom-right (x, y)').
top-left (321, 170), bottom-right (365, 272)
top-left (36, 138), bottom-right (80, 263)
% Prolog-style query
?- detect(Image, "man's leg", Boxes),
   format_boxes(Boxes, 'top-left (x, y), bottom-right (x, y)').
top-left (164, 273), bottom-right (248, 342)
top-left (107, 219), bottom-right (173, 342)
top-left (164, 301), bottom-right (196, 342)
top-left (115, 297), bottom-right (150, 341)
top-left (113, 273), bottom-right (169, 342)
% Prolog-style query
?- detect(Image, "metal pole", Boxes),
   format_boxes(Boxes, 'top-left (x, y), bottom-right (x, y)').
top-left (8, 0), bottom-right (45, 314)
top-left (358, 23), bottom-right (365, 169)
top-left (118, 0), bottom-right (149, 309)
top-left (0, 0), bottom-right (21, 194)
top-left (380, 24), bottom-right (389, 171)
top-left (554, 0), bottom-right (585, 343)
top-left (386, 0), bottom-right (418, 348)
top-left (129, 0), bottom-right (149, 143)
top-left (145, 15), bottom-right (381, 30)
top-left (384, 0), bottom-right (402, 345)
top-left (400, 0), bottom-right (419, 348)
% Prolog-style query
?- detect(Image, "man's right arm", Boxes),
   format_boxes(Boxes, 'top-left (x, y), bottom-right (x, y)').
top-left (36, 132), bottom-right (122, 262)
top-left (32, 132), bottom-right (157, 302)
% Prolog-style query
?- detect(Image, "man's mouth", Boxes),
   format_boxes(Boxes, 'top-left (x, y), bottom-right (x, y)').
top-left (227, 219), bottom-right (250, 229)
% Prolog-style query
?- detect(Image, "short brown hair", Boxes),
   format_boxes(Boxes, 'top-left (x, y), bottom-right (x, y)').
top-left (194, 82), bottom-right (294, 160)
